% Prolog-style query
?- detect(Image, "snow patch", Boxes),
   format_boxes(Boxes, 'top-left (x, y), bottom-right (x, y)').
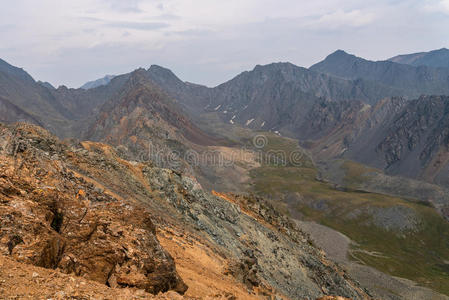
top-left (246, 119), bottom-right (254, 126)
top-left (360, 104), bottom-right (371, 113)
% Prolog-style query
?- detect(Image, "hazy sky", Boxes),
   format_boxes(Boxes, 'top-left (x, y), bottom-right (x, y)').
top-left (1, 0), bottom-right (448, 88)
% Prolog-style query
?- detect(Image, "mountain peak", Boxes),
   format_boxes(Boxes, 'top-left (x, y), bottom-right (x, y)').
top-left (331, 49), bottom-right (349, 55)
top-left (148, 65), bottom-right (180, 80)
top-left (325, 49), bottom-right (357, 61)
top-left (216, 62), bottom-right (310, 89)
top-left (436, 47), bottom-right (449, 52)
top-left (309, 50), bottom-right (361, 72)
top-left (148, 64), bottom-right (171, 72)
top-left (252, 62), bottom-right (296, 71)
top-left (309, 50), bottom-right (363, 77)
top-left (147, 64), bottom-right (185, 88)
top-left (81, 74), bottom-right (116, 89)
top-left (37, 81), bottom-right (55, 90)
top-left (125, 68), bottom-right (151, 86)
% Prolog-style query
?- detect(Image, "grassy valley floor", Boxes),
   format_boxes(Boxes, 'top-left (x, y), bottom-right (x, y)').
top-left (247, 135), bottom-right (449, 297)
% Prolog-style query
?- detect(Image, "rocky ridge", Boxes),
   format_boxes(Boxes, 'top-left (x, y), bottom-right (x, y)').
top-left (388, 48), bottom-right (449, 69)
top-left (310, 50), bottom-right (449, 98)
top-left (81, 74), bottom-right (116, 89)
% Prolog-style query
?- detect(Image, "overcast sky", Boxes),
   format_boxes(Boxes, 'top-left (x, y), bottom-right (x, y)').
top-left (0, 0), bottom-right (448, 88)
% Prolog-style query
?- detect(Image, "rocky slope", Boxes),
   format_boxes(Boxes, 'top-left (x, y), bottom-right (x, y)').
top-left (0, 58), bottom-right (71, 133)
top-left (388, 48), bottom-right (449, 69)
top-left (0, 95), bottom-right (44, 126)
top-left (298, 95), bottom-right (449, 192)
top-left (0, 123), bottom-right (187, 294)
top-left (318, 159), bottom-right (449, 222)
top-left (373, 96), bottom-right (449, 181)
top-left (85, 69), bottom-right (218, 149)
top-left (0, 122), bottom-right (371, 299)
top-left (83, 68), bottom-right (225, 181)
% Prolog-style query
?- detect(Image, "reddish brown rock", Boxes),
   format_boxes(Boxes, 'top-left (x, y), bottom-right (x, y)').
top-left (0, 123), bottom-right (187, 295)
top-left (317, 297), bottom-right (351, 300)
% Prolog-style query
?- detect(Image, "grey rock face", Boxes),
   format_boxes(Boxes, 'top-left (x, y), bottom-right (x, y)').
top-left (143, 168), bottom-right (371, 299)
top-left (346, 205), bottom-right (420, 233)
top-left (310, 50), bottom-right (449, 98)
top-left (389, 48), bottom-right (449, 69)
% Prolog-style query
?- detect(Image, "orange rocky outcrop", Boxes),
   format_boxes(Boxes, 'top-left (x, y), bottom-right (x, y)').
top-left (0, 123), bottom-right (187, 295)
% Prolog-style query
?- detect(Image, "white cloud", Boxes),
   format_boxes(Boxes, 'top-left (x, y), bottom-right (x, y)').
top-left (312, 9), bottom-right (377, 28)
top-left (424, 0), bottom-right (449, 13)
top-left (443, 0), bottom-right (449, 10)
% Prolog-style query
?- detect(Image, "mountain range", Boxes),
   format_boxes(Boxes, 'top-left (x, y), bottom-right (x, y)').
top-left (389, 48), bottom-right (449, 68)
top-left (3, 49), bottom-right (449, 189)
top-left (1, 48), bottom-right (449, 299)
top-left (311, 50), bottom-right (449, 98)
